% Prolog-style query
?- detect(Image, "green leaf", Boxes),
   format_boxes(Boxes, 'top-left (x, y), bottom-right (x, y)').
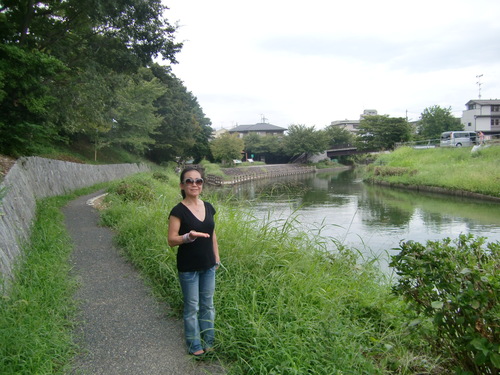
top-left (491, 352), bottom-right (500, 369)
top-left (471, 300), bottom-right (480, 309)
top-left (408, 318), bottom-right (422, 327)
top-left (431, 300), bottom-right (444, 309)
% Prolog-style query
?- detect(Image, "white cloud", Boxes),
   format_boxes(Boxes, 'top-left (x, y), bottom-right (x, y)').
top-left (163, 0), bottom-right (500, 128)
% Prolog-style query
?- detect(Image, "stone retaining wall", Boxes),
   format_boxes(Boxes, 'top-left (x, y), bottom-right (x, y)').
top-left (0, 157), bottom-right (149, 283)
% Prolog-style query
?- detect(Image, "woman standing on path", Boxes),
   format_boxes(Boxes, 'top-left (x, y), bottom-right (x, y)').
top-left (168, 166), bottom-right (220, 357)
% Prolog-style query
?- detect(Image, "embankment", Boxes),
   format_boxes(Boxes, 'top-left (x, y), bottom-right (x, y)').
top-left (208, 164), bottom-right (317, 185)
top-left (369, 180), bottom-right (500, 202)
top-left (0, 157), bottom-right (149, 284)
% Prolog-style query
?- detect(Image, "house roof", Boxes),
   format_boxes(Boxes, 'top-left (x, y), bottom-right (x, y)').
top-left (466, 99), bottom-right (500, 106)
top-left (229, 123), bottom-right (287, 132)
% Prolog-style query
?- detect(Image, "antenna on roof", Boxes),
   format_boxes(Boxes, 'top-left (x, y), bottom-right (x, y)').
top-left (476, 74), bottom-right (483, 99)
top-left (260, 114), bottom-right (268, 123)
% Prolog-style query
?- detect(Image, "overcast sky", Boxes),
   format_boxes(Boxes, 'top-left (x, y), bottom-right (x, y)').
top-left (163, 0), bottom-right (500, 130)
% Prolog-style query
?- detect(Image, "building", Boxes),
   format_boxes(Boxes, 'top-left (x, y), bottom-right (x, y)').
top-left (329, 119), bottom-right (361, 133)
top-left (329, 109), bottom-right (378, 134)
top-left (212, 127), bottom-right (229, 138)
top-left (461, 99), bottom-right (500, 135)
top-left (228, 123), bottom-right (287, 138)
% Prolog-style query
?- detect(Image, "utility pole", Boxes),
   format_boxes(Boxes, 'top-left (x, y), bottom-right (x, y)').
top-left (476, 74), bottom-right (483, 99)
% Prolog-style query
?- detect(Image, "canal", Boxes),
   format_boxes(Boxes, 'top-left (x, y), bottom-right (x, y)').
top-left (218, 168), bottom-right (500, 272)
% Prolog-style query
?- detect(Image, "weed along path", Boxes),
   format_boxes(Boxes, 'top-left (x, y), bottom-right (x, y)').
top-left (63, 191), bottom-right (226, 375)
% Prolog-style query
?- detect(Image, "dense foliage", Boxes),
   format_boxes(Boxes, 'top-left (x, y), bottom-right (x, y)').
top-left (417, 105), bottom-right (462, 140)
top-left (391, 234), bottom-right (500, 374)
top-left (0, 0), bottom-right (213, 162)
top-left (284, 124), bottom-right (328, 160)
top-left (210, 133), bottom-right (245, 164)
top-left (356, 115), bottom-right (412, 151)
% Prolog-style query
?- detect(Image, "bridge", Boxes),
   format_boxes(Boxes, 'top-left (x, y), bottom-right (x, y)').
top-left (326, 145), bottom-right (368, 157)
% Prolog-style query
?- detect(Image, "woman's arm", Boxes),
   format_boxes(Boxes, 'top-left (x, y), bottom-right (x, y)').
top-left (212, 230), bottom-right (220, 265)
top-left (167, 215), bottom-right (211, 247)
top-left (167, 215), bottom-right (183, 247)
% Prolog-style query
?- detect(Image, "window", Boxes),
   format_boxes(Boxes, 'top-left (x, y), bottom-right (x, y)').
top-left (492, 106), bottom-right (500, 112)
top-left (468, 122), bottom-right (472, 127)
top-left (491, 118), bottom-right (500, 126)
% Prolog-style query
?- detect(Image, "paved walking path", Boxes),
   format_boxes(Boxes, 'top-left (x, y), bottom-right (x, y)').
top-left (63, 191), bottom-right (226, 375)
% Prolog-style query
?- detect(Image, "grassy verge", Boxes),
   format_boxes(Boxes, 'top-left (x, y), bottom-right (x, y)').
top-left (100, 172), bottom-right (447, 374)
top-left (0, 185), bottom-right (108, 374)
top-left (364, 145), bottom-right (500, 197)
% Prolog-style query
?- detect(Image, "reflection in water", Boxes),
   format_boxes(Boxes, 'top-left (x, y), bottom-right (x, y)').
top-left (211, 169), bottom-right (500, 268)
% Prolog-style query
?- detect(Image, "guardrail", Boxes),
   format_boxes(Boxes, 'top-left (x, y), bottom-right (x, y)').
top-left (206, 166), bottom-right (316, 186)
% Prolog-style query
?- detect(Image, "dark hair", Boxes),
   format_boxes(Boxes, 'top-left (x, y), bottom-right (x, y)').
top-left (179, 166), bottom-right (205, 198)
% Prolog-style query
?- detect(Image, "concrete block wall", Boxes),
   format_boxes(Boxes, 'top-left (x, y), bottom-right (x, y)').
top-left (0, 157), bottom-right (149, 282)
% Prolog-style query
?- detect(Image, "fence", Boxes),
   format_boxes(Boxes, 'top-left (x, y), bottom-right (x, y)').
top-left (206, 165), bottom-right (316, 186)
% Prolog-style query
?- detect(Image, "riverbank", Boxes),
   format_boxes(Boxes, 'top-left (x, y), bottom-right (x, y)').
top-left (363, 145), bottom-right (500, 199)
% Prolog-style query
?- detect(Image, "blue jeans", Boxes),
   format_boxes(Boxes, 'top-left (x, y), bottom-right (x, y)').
top-left (178, 266), bottom-right (216, 353)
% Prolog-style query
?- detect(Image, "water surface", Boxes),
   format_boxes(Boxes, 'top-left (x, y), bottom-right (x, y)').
top-left (217, 169), bottom-right (500, 270)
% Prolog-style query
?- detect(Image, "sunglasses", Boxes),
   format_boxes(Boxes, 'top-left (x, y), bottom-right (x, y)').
top-left (182, 178), bottom-right (204, 186)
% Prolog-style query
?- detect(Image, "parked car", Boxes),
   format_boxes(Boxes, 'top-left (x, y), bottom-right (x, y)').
top-left (440, 131), bottom-right (477, 147)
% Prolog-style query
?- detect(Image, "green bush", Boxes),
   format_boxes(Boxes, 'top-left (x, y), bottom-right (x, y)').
top-left (390, 234), bottom-right (500, 374)
top-left (112, 178), bottom-right (155, 202)
top-left (152, 171), bottom-right (169, 183)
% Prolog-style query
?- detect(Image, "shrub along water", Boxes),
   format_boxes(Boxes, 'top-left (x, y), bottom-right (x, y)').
top-left (101, 172), bottom-right (447, 374)
top-left (391, 235), bottom-right (500, 374)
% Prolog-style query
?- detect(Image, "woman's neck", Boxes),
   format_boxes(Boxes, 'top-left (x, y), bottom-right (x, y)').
top-left (183, 196), bottom-right (200, 205)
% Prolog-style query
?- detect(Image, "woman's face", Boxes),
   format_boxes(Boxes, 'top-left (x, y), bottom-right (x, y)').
top-left (180, 170), bottom-right (204, 197)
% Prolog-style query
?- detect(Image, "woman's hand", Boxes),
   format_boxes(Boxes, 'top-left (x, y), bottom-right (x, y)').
top-left (188, 230), bottom-right (210, 239)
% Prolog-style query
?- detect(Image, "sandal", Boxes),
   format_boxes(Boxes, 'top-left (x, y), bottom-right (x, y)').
top-left (190, 350), bottom-right (205, 359)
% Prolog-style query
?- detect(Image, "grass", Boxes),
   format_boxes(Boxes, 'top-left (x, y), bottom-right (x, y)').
top-left (1, 197), bottom-right (78, 374)
top-left (100, 172), bottom-right (447, 374)
top-left (364, 145), bottom-right (500, 197)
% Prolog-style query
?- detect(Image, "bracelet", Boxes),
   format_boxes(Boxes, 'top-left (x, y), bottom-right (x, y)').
top-left (182, 232), bottom-right (196, 244)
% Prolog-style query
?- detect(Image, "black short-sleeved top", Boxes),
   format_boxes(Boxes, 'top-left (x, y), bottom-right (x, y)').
top-left (169, 201), bottom-right (216, 272)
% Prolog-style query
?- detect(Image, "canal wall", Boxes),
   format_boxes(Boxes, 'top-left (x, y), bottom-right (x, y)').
top-left (0, 157), bottom-right (149, 284)
top-left (206, 164), bottom-right (317, 185)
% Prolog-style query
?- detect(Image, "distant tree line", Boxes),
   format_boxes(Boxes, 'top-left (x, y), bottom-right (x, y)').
top-left (211, 106), bottom-right (460, 164)
top-left (0, 0), bottom-right (212, 162)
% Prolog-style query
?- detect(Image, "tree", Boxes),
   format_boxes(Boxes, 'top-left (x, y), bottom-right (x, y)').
top-left (148, 64), bottom-right (213, 164)
top-left (417, 105), bottom-right (462, 140)
top-left (210, 133), bottom-right (244, 165)
top-left (355, 115), bottom-right (412, 151)
top-left (323, 125), bottom-right (354, 148)
top-left (243, 133), bottom-right (261, 159)
top-left (106, 68), bottom-right (166, 155)
top-left (0, 0), bottom-right (182, 156)
top-left (0, 44), bottom-right (66, 154)
top-left (283, 124), bottom-right (328, 161)
top-left (242, 134), bottom-right (288, 163)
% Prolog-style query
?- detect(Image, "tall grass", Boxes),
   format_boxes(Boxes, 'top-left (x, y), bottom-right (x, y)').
top-left (366, 146), bottom-right (500, 197)
top-left (101, 173), bottom-right (446, 374)
top-left (0, 196), bottom-right (78, 374)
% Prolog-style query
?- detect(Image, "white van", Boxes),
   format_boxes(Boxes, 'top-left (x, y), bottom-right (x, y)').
top-left (440, 131), bottom-right (477, 147)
